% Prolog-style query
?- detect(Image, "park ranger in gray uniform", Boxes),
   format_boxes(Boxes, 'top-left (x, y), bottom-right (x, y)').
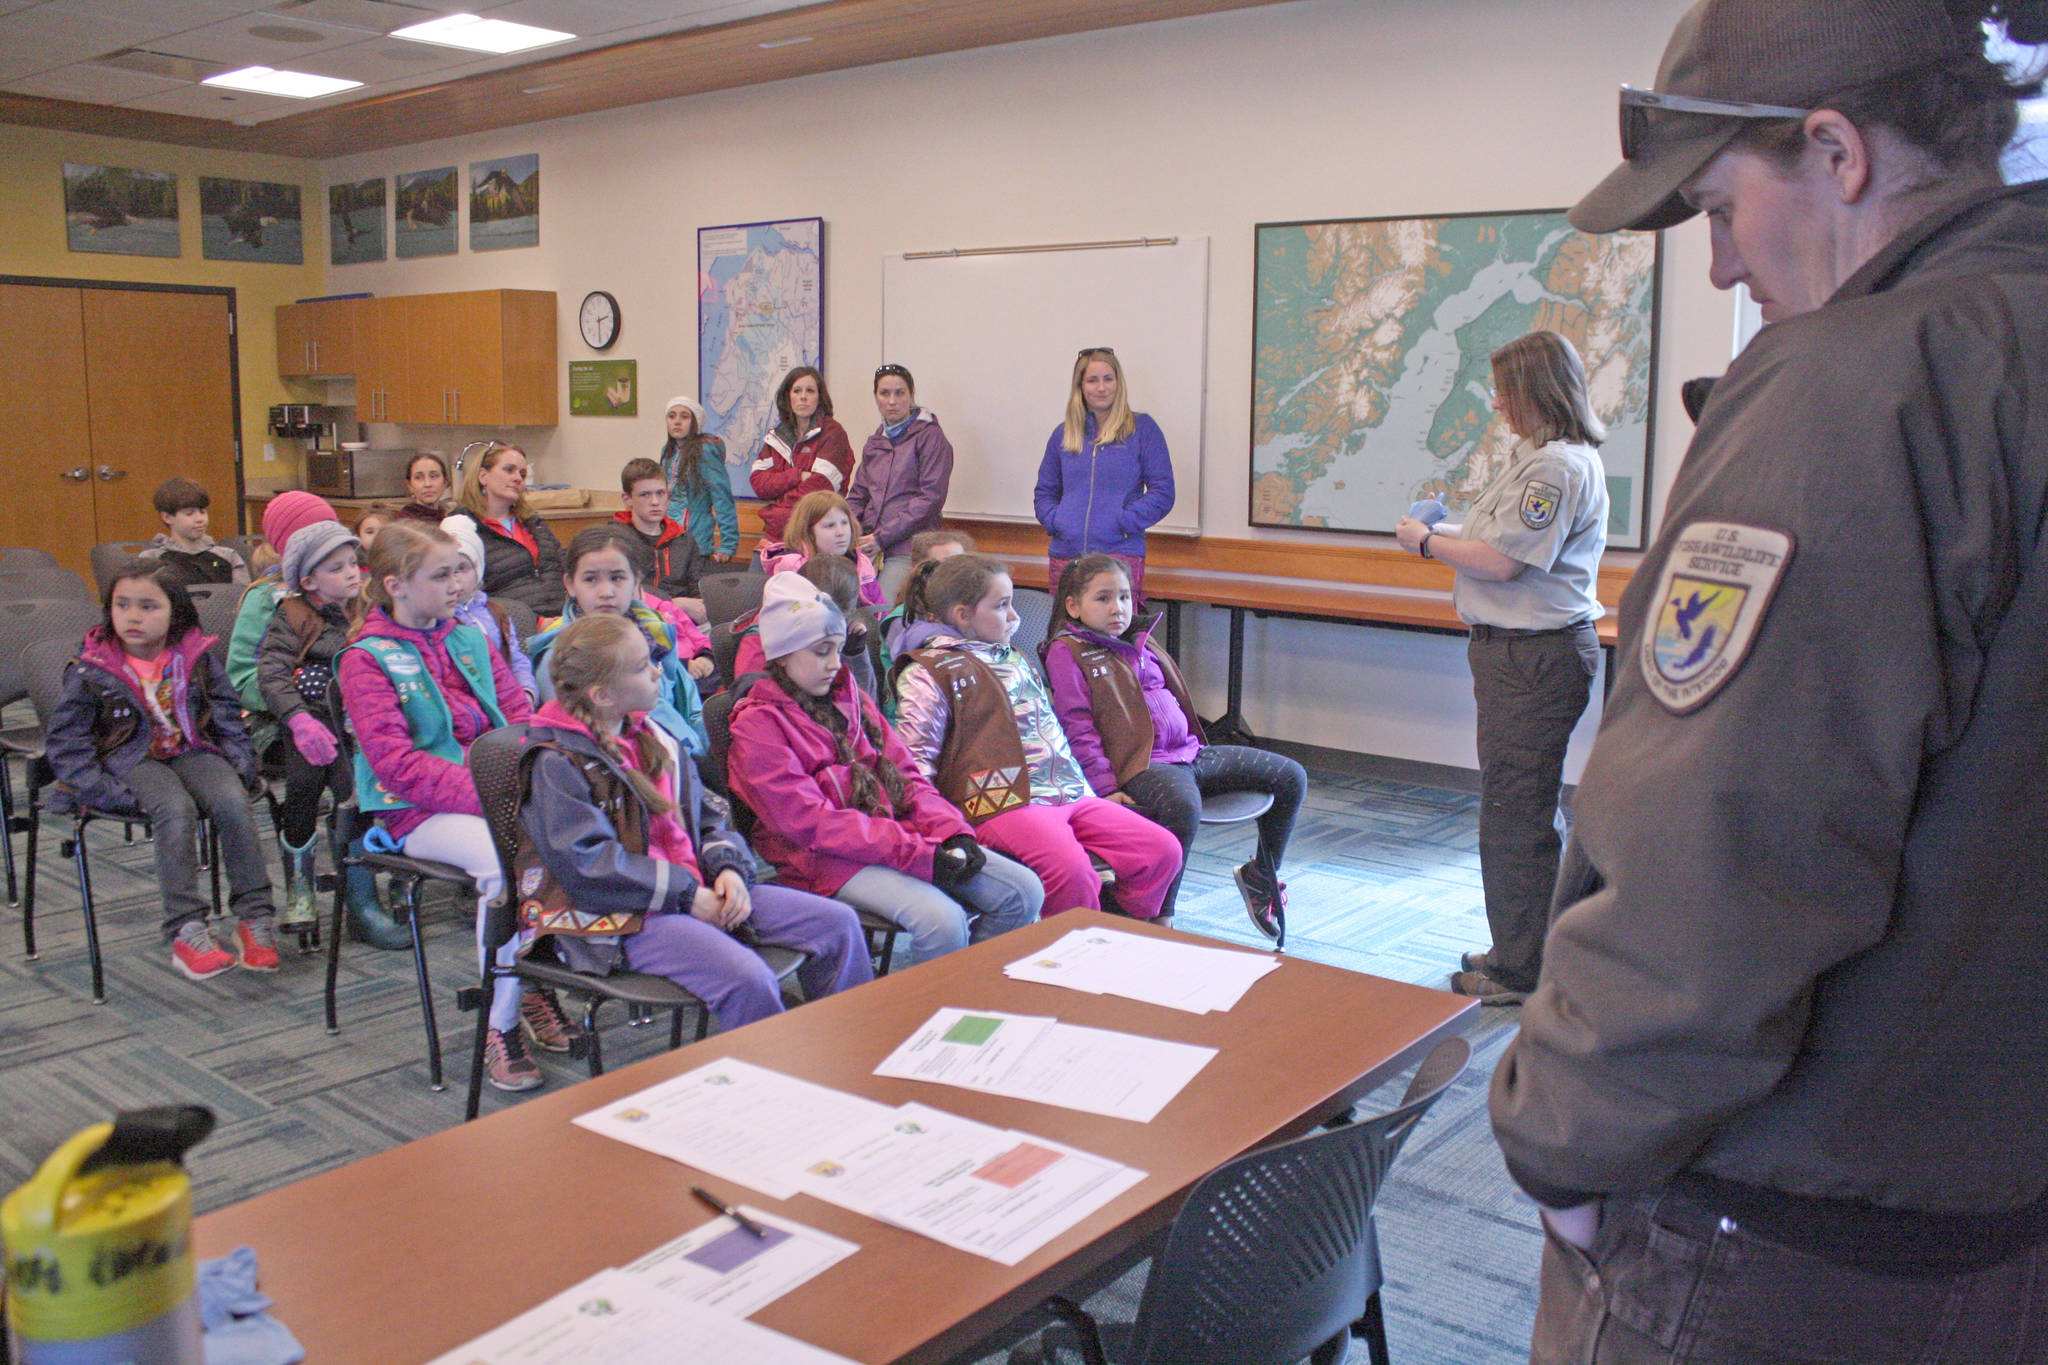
top-left (1490, 0), bottom-right (2048, 1361)
top-left (1396, 331), bottom-right (1608, 1006)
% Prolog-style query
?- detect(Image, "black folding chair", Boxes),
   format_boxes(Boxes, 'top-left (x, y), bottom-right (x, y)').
top-left (0, 598), bottom-right (101, 906)
top-left (463, 724), bottom-right (811, 1117)
top-left (1011, 1036), bottom-right (1471, 1365)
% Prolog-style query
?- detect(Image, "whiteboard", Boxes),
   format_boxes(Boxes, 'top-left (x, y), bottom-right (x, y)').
top-left (881, 237), bottom-right (1207, 535)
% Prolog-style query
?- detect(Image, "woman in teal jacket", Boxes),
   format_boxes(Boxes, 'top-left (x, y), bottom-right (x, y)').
top-left (660, 395), bottom-right (740, 564)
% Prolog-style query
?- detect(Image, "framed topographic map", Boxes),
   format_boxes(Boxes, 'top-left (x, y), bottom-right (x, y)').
top-left (699, 217), bottom-right (824, 499)
top-left (1250, 209), bottom-right (1660, 549)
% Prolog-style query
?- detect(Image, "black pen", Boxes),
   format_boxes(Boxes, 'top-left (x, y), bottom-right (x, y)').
top-left (691, 1184), bottom-right (770, 1239)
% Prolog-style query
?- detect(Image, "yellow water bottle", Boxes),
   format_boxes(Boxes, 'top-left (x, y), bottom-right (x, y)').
top-left (3, 1106), bottom-right (214, 1365)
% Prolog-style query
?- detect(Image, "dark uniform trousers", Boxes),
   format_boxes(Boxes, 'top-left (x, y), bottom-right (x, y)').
top-left (1467, 619), bottom-right (1599, 992)
top-left (1533, 1185), bottom-right (2048, 1365)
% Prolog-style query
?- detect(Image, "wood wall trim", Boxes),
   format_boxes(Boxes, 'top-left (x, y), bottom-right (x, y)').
top-left (1, 0), bottom-right (1295, 159)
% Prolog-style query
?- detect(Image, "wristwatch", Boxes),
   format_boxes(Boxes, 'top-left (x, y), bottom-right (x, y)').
top-left (1420, 531), bottom-right (1434, 559)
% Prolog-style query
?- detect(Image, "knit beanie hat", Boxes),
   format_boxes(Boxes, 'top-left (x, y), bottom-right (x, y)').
top-left (262, 490), bottom-right (337, 553)
top-left (664, 395), bottom-right (707, 431)
top-left (440, 513), bottom-right (487, 574)
top-left (281, 521), bottom-right (359, 597)
top-left (756, 571), bottom-right (846, 662)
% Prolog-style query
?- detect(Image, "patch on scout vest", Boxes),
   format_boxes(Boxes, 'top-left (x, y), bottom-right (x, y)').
top-left (1520, 481), bottom-right (1563, 530)
top-left (380, 649), bottom-right (422, 678)
top-left (1640, 522), bottom-right (1794, 714)
top-left (960, 765), bottom-right (1024, 820)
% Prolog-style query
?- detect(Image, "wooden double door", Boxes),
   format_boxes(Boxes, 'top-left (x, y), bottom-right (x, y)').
top-left (0, 280), bottom-right (240, 578)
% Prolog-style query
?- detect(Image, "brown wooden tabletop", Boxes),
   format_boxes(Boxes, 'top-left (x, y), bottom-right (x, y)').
top-left (194, 911), bottom-right (1476, 1364)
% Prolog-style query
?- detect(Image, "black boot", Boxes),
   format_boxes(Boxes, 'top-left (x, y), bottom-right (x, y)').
top-left (344, 841), bottom-right (410, 950)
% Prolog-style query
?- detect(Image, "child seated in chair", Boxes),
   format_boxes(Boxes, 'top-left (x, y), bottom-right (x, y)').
top-left (515, 613), bottom-right (871, 1033)
top-left (137, 477), bottom-right (249, 589)
top-left (45, 561), bottom-right (278, 980)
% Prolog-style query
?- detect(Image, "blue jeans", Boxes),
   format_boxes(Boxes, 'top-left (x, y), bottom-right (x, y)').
top-left (123, 751), bottom-right (272, 936)
top-left (1533, 1184), bottom-right (2048, 1364)
top-left (834, 852), bottom-right (1043, 965)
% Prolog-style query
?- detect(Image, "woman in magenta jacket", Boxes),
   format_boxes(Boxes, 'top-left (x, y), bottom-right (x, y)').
top-left (1032, 347), bottom-right (1175, 599)
top-left (749, 366), bottom-right (856, 544)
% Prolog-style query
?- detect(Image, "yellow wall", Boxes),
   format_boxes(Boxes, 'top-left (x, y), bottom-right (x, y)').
top-left (0, 125), bottom-right (324, 496)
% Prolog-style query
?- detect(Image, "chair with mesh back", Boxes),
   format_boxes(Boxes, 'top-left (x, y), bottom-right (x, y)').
top-left (463, 723), bottom-right (807, 1117)
top-left (1011, 1036), bottom-right (1471, 1365)
top-left (17, 637), bottom-right (223, 1003)
top-left (89, 542), bottom-right (151, 595)
top-left (494, 598), bottom-right (540, 653)
top-left (0, 599), bottom-right (101, 907)
top-left (700, 570), bottom-right (767, 625)
top-left (0, 568), bottom-right (93, 605)
top-left (184, 583), bottom-right (244, 672)
top-left (0, 547), bottom-right (59, 571)
top-left (699, 679), bottom-right (906, 976)
top-left (1010, 586), bottom-right (1055, 666)
top-left (709, 621), bottom-right (742, 685)
top-left (218, 534), bottom-right (264, 566)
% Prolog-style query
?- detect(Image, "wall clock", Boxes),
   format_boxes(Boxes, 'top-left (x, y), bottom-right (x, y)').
top-left (579, 290), bottom-right (621, 350)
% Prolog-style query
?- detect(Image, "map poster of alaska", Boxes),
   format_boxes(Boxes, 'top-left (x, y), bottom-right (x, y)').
top-left (699, 217), bottom-right (824, 499)
top-left (1250, 210), bottom-right (1660, 549)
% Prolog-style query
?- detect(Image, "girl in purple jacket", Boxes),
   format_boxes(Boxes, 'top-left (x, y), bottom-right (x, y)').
top-left (1032, 348), bottom-right (1175, 601)
top-left (850, 364), bottom-right (953, 602)
top-left (1044, 555), bottom-right (1305, 936)
top-left (46, 562), bottom-right (279, 981)
top-left (336, 522), bottom-right (550, 1093)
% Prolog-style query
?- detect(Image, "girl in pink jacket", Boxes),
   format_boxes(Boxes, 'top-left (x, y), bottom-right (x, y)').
top-left (727, 573), bottom-right (1040, 964)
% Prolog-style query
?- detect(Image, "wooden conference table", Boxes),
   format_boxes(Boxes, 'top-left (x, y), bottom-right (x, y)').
top-left (194, 912), bottom-right (1476, 1364)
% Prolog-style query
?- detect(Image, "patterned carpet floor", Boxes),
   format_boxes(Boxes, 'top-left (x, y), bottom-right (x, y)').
top-left (0, 740), bottom-right (1540, 1365)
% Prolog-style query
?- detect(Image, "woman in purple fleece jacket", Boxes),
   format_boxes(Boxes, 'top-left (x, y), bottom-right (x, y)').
top-left (849, 363), bottom-right (953, 603)
top-left (1032, 347), bottom-right (1175, 601)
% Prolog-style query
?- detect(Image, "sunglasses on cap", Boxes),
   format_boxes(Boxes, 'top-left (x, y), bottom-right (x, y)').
top-left (1619, 85), bottom-right (1811, 162)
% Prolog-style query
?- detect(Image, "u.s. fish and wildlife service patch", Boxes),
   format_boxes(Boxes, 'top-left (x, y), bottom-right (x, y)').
top-left (1640, 522), bottom-right (1794, 714)
top-left (1520, 480), bottom-right (1563, 530)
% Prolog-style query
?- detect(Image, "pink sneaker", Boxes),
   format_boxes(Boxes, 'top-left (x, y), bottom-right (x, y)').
top-left (171, 920), bottom-right (235, 981)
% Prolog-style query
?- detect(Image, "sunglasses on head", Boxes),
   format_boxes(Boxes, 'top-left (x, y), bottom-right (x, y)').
top-left (1618, 85), bottom-right (1811, 162)
top-left (1077, 347), bottom-right (1115, 358)
top-left (874, 364), bottom-right (911, 380)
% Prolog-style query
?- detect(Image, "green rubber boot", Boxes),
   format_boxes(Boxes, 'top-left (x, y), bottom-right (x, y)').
top-left (344, 838), bottom-right (411, 951)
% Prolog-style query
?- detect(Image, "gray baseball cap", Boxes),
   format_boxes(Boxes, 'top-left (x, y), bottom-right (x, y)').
top-left (1571, 0), bottom-right (1976, 233)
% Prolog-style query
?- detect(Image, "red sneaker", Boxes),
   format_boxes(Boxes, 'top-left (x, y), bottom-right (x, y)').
top-left (171, 920), bottom-right (235, 981)
top-left (233, 916), bottom-right (281, 973)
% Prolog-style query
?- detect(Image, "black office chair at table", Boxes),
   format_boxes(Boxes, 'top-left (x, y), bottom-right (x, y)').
top-left (463, 723), bottom-right (808, 1118)
top-left (1009, 1035), bottom-right (1471, 1365)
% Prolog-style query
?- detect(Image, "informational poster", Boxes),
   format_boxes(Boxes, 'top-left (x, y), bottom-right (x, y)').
top-left (570, 359), bottom-right (638, 417)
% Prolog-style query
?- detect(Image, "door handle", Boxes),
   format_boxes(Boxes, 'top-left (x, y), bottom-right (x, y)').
top-left (96, 465), bottom-right (126, 481)
top-left (61, 467), bottom-right (90, 482)
top-left (449, 389), bottom-right (458, 424)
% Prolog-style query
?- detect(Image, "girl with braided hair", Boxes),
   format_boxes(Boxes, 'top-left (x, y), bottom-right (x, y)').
top-left (517, 613), bottom-right (871, 1036)
top-left (727, 573), bottom-right (1041, 965)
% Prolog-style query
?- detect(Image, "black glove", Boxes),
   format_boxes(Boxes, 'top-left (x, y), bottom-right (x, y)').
top-left (932, 833), bottom-right (986, 888)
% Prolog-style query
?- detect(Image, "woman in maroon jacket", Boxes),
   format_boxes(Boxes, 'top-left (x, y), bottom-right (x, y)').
top-left (749, 366), bottom-right (855, 545)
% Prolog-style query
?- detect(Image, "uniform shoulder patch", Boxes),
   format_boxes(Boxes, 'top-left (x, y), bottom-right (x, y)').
top-left (1639, 522), bottom-right (1795, 714)
top-left (1519, 480), bottom-right (1563, 530)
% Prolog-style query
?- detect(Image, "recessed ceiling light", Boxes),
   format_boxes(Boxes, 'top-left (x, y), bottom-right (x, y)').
top-left (201, 65), bottom-right (363, 98)
top-left (520, 82), bottom-right (565, 95)
top-left (389, 13), bottom-right (575, 55)
top-left (757, 35), bottom-right (812, 49)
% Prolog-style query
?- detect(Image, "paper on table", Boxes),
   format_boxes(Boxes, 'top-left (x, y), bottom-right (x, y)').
top-left (876, 1008), bottom-right (1216, 1122)
top-left (1005, 928), bottom-right (1280, 1013)
top-left (622, 1207), bottom-right (858, 1318)
top-left (794, 1102), bottom-right (1145, 1266)
top-left (870, 1007), bottom-right (1058, 1088)
top-left (424, 1267), bottom-right (859, 1365)
top-left (573, 1057), bottom-right (894, 1200)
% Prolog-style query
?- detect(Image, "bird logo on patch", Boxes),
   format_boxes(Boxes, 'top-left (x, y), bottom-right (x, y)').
top-left (1651, 578), bottom-right (1748, 684)
top-left (1520, 480), bottom-right (1563, 530)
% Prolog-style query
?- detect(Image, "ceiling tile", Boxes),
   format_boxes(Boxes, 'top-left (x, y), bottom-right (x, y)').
top-left (0, 12), bottom-right (164, 65)
top-left (120, 79), bottom-right (300, 121)
top-left (4, 62), bottom-right (187, 101)
top-left (299, 35), bottom-right (476, 82)
top-left (48, 0), bottom-right (262, 27)
top-left (476, 0), bottom-right (668, 39)
top-left (148, 12), bottom-right (371, 66)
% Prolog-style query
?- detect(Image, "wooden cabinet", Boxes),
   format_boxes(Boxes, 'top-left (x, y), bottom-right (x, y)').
top-left (276, 298), bottom-right (357, 377)
top-left (275, 288), bottom-right (555, 426)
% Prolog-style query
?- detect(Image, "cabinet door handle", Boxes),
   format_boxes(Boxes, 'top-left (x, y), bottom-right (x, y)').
top-left (61, 467), bottom-right (90, 482)
top-left (450, 389), bottom-right (458, 424)
top-left (312, 340), bottom-right (321, 371)
top-left (96, 465), bottom-right (126, 481)
top-left (303, 340), bottom-right (311, 371)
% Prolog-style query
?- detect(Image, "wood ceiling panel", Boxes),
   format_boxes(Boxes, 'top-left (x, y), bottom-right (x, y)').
top-left (0, 0), bottom-right (1291, 158)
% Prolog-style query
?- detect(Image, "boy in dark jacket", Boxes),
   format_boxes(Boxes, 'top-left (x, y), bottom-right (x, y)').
top-left (137, 477), bottom-right (249, 588)
top-left (612, 458), bottom-right (707, 622)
